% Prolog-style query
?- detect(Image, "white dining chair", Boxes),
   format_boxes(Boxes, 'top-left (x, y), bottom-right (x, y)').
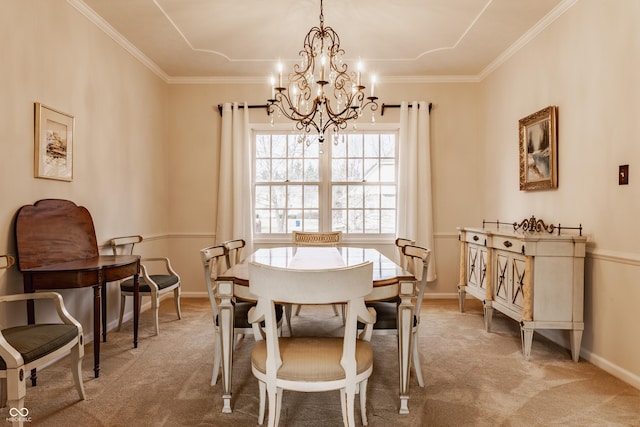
top-left (200, 244), bottom-right (283, 385)
top-left (364, 244), bottom-right (431, 387)
top-left (248, 261), bottom-right (376, 427)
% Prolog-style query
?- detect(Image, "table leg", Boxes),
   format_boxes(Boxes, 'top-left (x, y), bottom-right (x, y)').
top-left (217, 280), bottom-right (235, 413)
top-left (93, 285), bottom-right (101, 378)
top-left (101, 283), bottom-right (108, 342)
top-left (133, 273), bottom-right (139, 348)
top-left (397, 279), bottom-right (415, 414)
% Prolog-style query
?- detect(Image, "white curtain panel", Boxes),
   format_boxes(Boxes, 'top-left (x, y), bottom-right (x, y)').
top-left (397, 101), bottom-right (436, 281)
top-left (216, 102), bottom-right (254, 254)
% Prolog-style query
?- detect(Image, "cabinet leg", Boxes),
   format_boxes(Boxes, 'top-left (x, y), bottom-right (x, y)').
top-left (482, 301), bottom-right (493, 332)
top-left (457, 286), bottom-right (466, 312)
top-left (570, 329), bottom-right (583, 362)
top-left (520, 323), bottom-right (534, 361)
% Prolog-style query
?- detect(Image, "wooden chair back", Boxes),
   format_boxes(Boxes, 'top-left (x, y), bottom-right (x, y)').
top-left (292, 230), bottom-right (342, 246)
top-left (402, 244), bottom-right (431, 314)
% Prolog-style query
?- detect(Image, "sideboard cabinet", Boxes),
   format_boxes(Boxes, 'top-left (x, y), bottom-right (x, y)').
top-left (457, 218), bottom-right (587, 362)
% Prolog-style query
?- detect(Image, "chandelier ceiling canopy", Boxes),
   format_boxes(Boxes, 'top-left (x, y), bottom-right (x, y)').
top-left (267, 0), bottom-right (379, 144)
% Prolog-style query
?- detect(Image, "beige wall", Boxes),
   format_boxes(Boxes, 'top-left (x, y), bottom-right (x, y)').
top-left (166, 82), bottom-right (483, 299)
top-left (0, 1), bottom-right (170, 336)
top-left (1, 0), bottom-right (639, 390)
top-left (480, 0), bottom-right (640, 387)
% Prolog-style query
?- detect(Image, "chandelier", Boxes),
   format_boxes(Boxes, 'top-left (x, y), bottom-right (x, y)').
top-left (267, 0), bottom-right (379, 144)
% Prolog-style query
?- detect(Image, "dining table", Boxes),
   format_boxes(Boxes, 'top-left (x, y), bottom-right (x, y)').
top-left (215, 246), bottom-right (418, 415)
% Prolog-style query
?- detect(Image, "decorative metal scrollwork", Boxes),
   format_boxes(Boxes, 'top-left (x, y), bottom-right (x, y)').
top-left (513, 215), bottom-right (555, 234)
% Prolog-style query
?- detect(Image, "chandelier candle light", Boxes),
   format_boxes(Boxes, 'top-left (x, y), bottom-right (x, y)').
top-left (267, 0), bottom-right (379, 145)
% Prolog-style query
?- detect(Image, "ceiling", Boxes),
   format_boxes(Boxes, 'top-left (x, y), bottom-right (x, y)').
top-left (73, 0), bottom-right (573, 83)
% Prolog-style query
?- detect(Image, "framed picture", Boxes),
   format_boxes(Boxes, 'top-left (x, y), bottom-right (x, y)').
top-left (34, 102), bottom-right (74, 181)
top-left (519, 105), bottom-right (557, 190)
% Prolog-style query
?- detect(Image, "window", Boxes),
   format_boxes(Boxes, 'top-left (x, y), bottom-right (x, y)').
top-left (253, 129), bottom-right (397, 237)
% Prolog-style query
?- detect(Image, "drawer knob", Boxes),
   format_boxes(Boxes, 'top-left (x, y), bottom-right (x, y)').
top-left (473, 235), bottom-right (479, 241)
top-left (503, 240), bottom-right (512, 248)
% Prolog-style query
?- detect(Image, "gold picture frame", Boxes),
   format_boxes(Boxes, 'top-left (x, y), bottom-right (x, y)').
top-left (519, 105), bottom-right (557, 190)
top-left (34, 102), bottom-right (74, 181)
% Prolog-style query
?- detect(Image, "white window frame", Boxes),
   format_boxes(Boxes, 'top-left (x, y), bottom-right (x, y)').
top-left (251, 123), bottom-right (400, 245)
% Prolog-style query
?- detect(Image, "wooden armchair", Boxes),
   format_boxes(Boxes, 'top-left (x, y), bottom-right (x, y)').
top-left (110, 235), bottom-right (182, 336)
top-left (0, 254), bottom-right (86, 426)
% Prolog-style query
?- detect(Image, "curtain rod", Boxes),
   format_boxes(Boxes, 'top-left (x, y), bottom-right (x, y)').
top-left (216, 102), bottom-right (432, 116)
top-left (380, 102), bottom-right (432, 116)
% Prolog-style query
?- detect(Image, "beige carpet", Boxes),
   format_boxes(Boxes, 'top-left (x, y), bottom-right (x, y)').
top-left (3, 298), bottom-right (640, 426)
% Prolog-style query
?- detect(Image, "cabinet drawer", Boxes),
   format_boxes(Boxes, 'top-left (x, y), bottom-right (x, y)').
top-left (494, 237), bottom-right (525, 255)
top-left (464, 232), bottom-right (487, 246)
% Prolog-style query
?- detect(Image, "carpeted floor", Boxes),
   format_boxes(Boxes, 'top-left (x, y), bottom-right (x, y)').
top-left (3, 298), bottom-right (640, 426)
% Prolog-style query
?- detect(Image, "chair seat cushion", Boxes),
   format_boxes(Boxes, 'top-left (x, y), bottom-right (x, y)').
top-left (0, 324), bottom-right (78, 369)
top-left (359, 301), bottom-right (417, 330)
top-left (216, 302), bottom-right (283, 329)
top-left (252, 337), bottom-right (373, 382)
top-left (120, 274), bottom-right (179, 293)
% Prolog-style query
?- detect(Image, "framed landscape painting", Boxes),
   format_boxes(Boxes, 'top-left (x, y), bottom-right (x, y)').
top-left (519, 105), bottom-right (557, 190)
top-left (34, 102), bottom-right (74, 181)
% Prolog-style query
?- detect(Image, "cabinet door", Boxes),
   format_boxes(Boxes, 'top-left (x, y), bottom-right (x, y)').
top-left (494, 251), bottom-right (510, 304)
top-left (467, 244), bottom-right (487, 291)
top-left (509, 256), bottom-right (526, 311)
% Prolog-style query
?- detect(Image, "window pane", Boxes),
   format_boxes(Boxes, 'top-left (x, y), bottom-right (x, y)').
top-left (304, 209), bottom-right (319, 231)
top-left (288, 185), bottom-right (303, 208)
top-left (381, 185), bottom-right (396, 208)
top-left (272, 135), bottom-right (287, 158)
top-left (381, 210), bottom-right (396, 233)
top-left (256, 135), bottom-right (271, 157)
top-left (348, 134), bottom-right (363, 157)
top-left (255, 210), bottom-right (268, 233)
top-left (255, 158), bottom-right (271, 182)
top-left (364, 185), bottom-right (380, 209)
top-left (305, 158), bottom-right (319, 181)
top-left (333, 139), bottom-right (346, 157)
top-left (347, 209), bottom-right (363, 233)
top-left (347, 158), bottom-right (363, 182)
top-left (332, 158), bottom-right (346, 181)
top-left (288, 210), bottom-right (302, 232)
top-left (271, 185), bottom-right (286, 209)
top-left (332, 209), bottom-right (346, 232)
top-left (332, 185), bottom-right (346, 208)
top-left (364, 159), bottom-right (378, 182)
top-left (380, 134), bottom-right (395, 157)
top-left (272, 158), bottom-right (287, 181)
top-left (304, 185), bottom-right (319, 208)
top-left (289, 158), bottom-right (303, 181)
top-left (364, 209), bottom-right (380, 233)
top-left (255, 185), bottom-right (271, 209)
top-left (364, 134), bottom-right (379, 157)
top-left (348, 185), bottom-right (363, 208)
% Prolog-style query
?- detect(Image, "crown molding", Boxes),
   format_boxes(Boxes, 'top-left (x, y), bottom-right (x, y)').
top-left (69, 0), bottom-right (578, 86)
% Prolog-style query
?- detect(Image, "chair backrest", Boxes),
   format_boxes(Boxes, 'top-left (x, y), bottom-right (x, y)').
top-left (110, 235), bottom-right (143, 256)
top-left (394, 237), bottom-right (415, 270)
top-left (402, 244), bottom-right (431, 314)
top-left (292, 230), bottom-right (343, 246)
top-left (0, 254), bottom-right (15, 270)
top-left (248, 260), bottom-right (373, 378)
top-left (222, 239), bottom-right (245, 269)
top-left (200, 245), bottom-right (228, 318)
